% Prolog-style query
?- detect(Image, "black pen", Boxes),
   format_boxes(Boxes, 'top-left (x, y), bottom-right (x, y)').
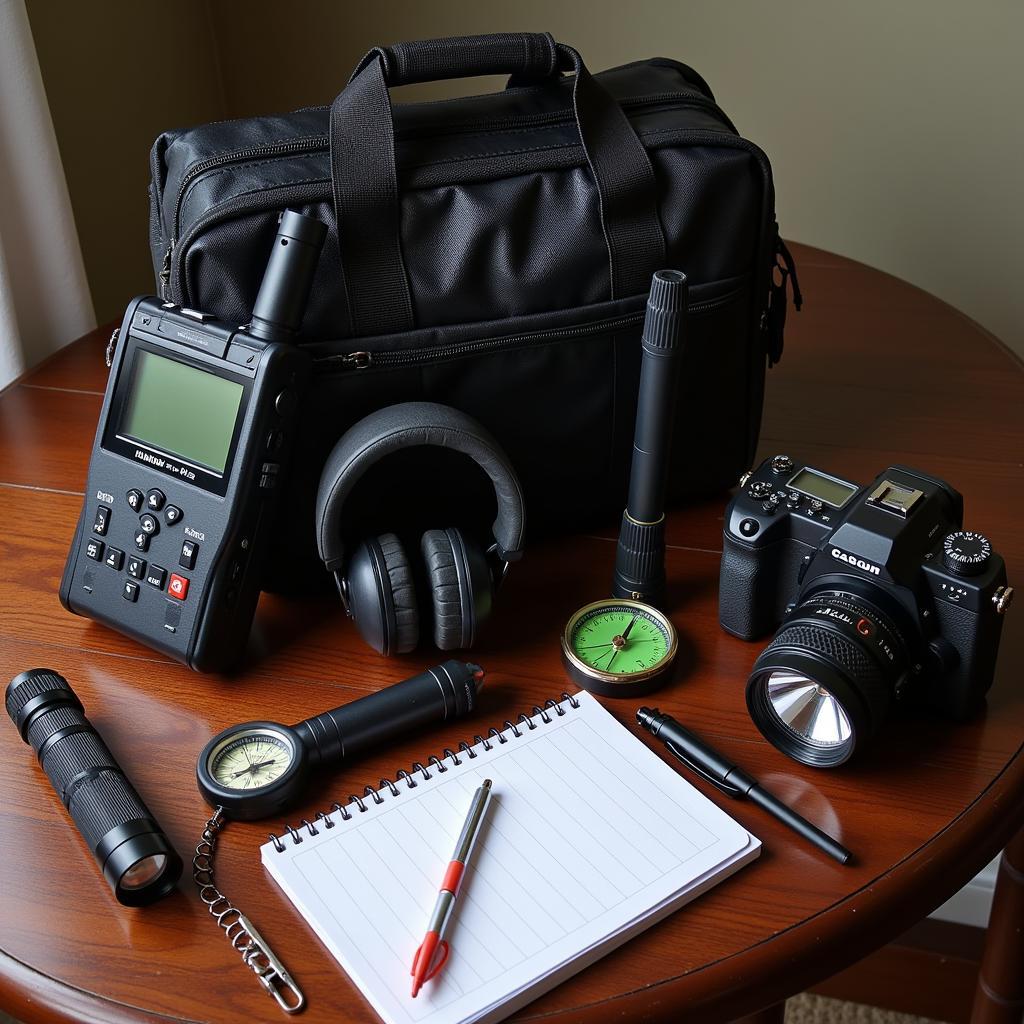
top-left (636, 707), bottom-right (853, 865)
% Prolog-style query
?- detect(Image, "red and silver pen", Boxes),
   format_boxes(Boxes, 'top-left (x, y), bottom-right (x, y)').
top-left (410, 778), bottom-right (493, 997)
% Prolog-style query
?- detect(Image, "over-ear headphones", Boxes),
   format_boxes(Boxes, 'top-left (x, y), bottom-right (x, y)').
top-left (315, 402), bottom-right (526, 656)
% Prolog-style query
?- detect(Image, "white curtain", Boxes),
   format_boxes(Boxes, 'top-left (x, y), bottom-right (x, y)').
top-left (0, 0), bottom-right (94, 391)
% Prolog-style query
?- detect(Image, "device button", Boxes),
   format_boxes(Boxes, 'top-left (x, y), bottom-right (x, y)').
top-left (266, 429), bottom-right (284, 455)
top-left (145, 489), bottom-right (166, 511)
top-left (92, 506), bottom-right (111, 536)
top-left (164, 505), bottom-right (183, 526)
top-left (786, 491), bottom-right (802, 509)
top-left (126, 489), bottom-right (144, 512)
top-left (179, 539), bottom-right (198, 569)
top-left (127, 555), bottom-right (146, 579)
top-left (760, 501), bottom-right (777, 515)
top-left (85, 539), bottom-right (104, 561)
top-left (146, 565), bottom-right (168, 590)
top-left (739, 518), bottom-right (760, 538)
top-left (274, 389), bottom-right (297, 417)
top-left (139, 513), bottom-right (160, 537)
top-left (104, 547), bottom-right (125, 571)
top-left (122, 580), bottom-right (140, 603)
top-left (749, 480), bottom-right (772, 500)
top-left (229, 559), bottom-right (243, 584)
top-left (168, 574), bottom-right (189, 601)
top-left (771, 454), bottom-right (794, 475)
top-left (133, 530), bottom-right (150, 552)
top-left (180, 308), bottom-right (212, 322)
top-left (808, 499), bottom-right (824, 513)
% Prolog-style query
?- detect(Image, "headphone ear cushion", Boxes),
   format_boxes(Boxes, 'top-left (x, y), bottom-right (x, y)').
top-left (421, 528), bottom-right (492, 650)
top-left (346, 533), bottom-right (419, 655)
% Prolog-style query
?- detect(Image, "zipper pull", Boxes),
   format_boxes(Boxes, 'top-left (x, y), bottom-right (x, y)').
top-left (316, 350), bottom-right (372, 370)
top-left (763, 234), bottom-right (802, 368)
top-left (158, 239), bottom-right (175, 299)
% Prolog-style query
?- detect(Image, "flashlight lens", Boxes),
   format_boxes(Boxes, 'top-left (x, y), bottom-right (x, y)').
top-left (764, 671), bottom-right (852, 747)
top-left (120, 853), bottom-right (168, 890)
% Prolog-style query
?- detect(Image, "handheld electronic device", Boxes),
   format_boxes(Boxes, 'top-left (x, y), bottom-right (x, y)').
top-left (6, 669), bottom-right (183, 906)
top-left (720, 454), bottom-right (1014, 765)
top-left (613, 269), bottom-right (688, 607)
top-left (196, 660), bottom-right (485, 819)
top-left (60, 211), bottom-right (327, 672)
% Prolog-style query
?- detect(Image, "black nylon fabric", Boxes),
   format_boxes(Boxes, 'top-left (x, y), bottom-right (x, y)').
top-left (330, 39), bottom-right (665, 335)
top-left (146, 39), bottom-right (791, 591)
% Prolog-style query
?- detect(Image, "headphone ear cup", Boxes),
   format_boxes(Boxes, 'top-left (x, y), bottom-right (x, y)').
top-left (345, 533), bottom-right (419, 656)
top-left (421, 528), bottom-right (493, 650)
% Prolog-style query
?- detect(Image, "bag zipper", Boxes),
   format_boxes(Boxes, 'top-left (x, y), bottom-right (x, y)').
top-left (312, 286), bottom-right (745, 373)
top-left (161, 89), bottom-right (735, 273)
top-left (166, 127), bottom-right (770, 306)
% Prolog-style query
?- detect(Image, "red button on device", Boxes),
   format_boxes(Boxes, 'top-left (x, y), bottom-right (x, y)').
top-left (168, 574), bottom-right (190, 601)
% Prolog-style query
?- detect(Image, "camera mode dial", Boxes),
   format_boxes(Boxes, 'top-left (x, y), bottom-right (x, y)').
top-left (942, 531), bottom-right (992, 576)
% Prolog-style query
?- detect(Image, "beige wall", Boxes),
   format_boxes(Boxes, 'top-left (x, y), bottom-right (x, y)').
top-left (27, 1), bottom-right (1024, 359)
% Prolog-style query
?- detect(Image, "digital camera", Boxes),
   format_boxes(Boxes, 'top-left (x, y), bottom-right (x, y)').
top-left (719, 454), bottom-right (1014, 766)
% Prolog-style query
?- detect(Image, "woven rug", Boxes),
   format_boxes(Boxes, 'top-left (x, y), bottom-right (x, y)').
top-left (787, 994), bottom-right (945, 1024)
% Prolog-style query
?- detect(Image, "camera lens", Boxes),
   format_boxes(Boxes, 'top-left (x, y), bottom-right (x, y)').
top-left (746, 593), bottom-right (906, 766)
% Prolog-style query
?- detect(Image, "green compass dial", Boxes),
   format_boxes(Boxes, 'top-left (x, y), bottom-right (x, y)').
top-left (561, 599), bottom-right (678, 697)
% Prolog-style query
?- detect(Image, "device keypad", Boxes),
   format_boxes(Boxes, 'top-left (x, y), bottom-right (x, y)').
top-left (86, 482), bottom-right (196, 606)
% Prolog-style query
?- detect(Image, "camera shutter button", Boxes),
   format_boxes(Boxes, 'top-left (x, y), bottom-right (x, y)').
top-left (942, 531), bottom-right (992, 576)
top-left (771, 454), bottom-right (794, 475)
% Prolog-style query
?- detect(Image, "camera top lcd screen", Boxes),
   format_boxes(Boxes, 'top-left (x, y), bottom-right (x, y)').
top-left (788, 468), bottom-right (858, 508)
top-left (119, 350), bottom-right (244, 476)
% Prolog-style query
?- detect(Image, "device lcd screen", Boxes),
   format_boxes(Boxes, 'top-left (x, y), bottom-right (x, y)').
top-left (788, 468), bottom-right (858, 508)
top-left (119, 350), bottom-right (244, 475)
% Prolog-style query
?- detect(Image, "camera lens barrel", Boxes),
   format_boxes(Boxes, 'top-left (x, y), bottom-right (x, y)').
top-left (746, 593), bottom-right (906, 766)
top-left (5, 669), bottom-right (182, 906)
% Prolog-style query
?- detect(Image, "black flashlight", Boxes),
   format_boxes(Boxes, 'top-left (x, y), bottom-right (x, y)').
top-left (5, 669), bottom-right (182, 906)
top-left (613, 269), bottom-right (689, 607)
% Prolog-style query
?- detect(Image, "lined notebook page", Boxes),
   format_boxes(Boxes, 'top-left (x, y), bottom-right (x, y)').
top-left (261, 692), bottom-right (759, 1024)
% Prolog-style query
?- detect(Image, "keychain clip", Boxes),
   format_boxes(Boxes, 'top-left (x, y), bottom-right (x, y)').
top-left (240, 912), bottom-right (306, 1014)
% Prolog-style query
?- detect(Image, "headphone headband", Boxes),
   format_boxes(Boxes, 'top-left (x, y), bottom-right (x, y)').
top-left (316, 402), bottom-right (526, 572)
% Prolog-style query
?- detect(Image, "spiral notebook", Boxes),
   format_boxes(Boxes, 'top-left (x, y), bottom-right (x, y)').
top-left (261, 691), bottom-right (759, 1024)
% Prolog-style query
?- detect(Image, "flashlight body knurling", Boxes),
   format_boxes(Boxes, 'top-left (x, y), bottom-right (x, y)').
top-left (5, 669), bottom-right (182, 905)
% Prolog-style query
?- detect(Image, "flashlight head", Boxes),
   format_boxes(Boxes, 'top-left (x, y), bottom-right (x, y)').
top-left (6, 669), bottom-right (182, 906)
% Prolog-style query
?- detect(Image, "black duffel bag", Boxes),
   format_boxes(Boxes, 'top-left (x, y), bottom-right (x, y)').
top-left (147, 32), bottom-right (799, 588)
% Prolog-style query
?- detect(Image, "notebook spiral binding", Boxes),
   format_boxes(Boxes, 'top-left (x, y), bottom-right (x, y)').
top-left (267, 692), bottom-right (581, 852)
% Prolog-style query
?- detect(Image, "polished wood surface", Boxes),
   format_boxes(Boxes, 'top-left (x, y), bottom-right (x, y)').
top-left (1, 243), bottom-right (1022, 1024)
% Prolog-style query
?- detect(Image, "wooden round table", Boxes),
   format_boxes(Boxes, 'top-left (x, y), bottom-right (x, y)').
top-left (1, 244), bottom-right (1021, 1024)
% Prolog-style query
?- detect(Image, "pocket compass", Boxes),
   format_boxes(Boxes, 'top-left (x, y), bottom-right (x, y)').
top-left (561, 598), bottom-right (678, 697)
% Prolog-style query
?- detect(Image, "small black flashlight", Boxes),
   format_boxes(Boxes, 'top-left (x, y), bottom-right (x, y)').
top-left (5, 669), bottom-right (182, 906)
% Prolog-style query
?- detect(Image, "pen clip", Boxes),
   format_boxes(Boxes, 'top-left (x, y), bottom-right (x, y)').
top-left (665, 740), bottom-right (743, 798)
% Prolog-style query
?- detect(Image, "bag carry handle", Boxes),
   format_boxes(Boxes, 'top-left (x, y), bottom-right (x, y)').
top-left (330, 32), bottom-right (667, 336)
